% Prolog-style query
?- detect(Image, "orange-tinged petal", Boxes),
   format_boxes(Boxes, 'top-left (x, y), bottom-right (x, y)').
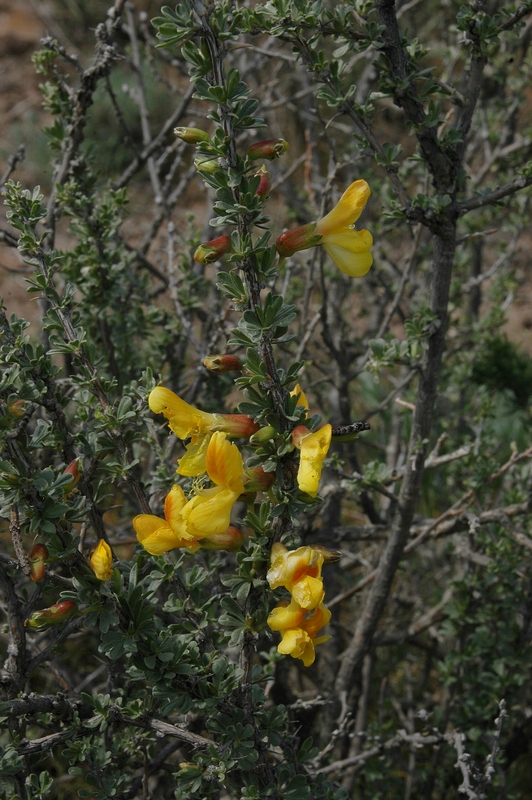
top-left (205, 431), bottom-right (245, 493)
top-left (300, 602), bottom-right (332, 638)
top-left (149, 386), bottom-right (216, 440)
top-left (315, 180), bottom-right (371, 236)
top-left (267, 545), bottom-right (323, 590)
top-left (89, 539), bottom-right (113, 581)
top-left (164, 484), bottom-right (188, 530)
top-left (177, 435), bottom-right (211, 477)
top-left (297, 424), bottom-right (332, 497)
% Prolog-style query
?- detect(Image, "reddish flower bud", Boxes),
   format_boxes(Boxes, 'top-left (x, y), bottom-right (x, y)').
top-left (174, 126), bottom-right (210, 143)
top-left (243, 467), bottom-right (275, 492)
top-left (312, 545), bottom-right (342, 563)
top-left (28, 543), bottom-right (49, 583)
top-left (7, 399), bottom-right (26, 419)
top-left (213, 414), bottom-right (260, 438)
top-left (254, 164), bottom-right (271, 198)
top-left (25, 600), bottom-right (78, 630)
top-left (203, 354), bottom-right (244, 373)
top-left (63, 458), bottom-right (82, 491)
top-left (198, 526), bottom-right (244, 551)
top-left (194, 235), bottom-right (232, 265)
top-left (247, 138), bottom-right (289, 160)
top-left (276, 223), bottom-right (322, 258)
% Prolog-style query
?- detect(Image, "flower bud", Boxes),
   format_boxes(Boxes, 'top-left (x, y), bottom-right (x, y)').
top-left (25, 600), bottom-right (78, 630)
top-left (249, 425), bottom-right (277, 445)
top-left (276, 223), bottom-right (322, 258)
top-left (194, 235), bottom-right (232, 265)
top-left (89, 539), bottom-right (113, 581)
top-left (203, 354), bottom-right (244, 373)
top-left (212, 414), bottom-right (260, 438)
top-left (174, 126), bottom-right (210, 143)
top-left (311, 545), bottom-right (342, 563)
top-left (243, 467), bottom-right (275, 492)
top-left (63, 458), bottom-right (82, 492)
top-left (194, 157), bottom-right (220, 174)
top-left (28, 543), bottom-right (49, 583)
top-left (7, 399), bottom-right (26, 419)
top-left (247, 138), bottom-right (289, 160)
top-left (291, 425), bottom-right (311, 450)
top-left (198, 526), bottom-right (244, 551)
top-left (254, 164), bottom-right (271, 198)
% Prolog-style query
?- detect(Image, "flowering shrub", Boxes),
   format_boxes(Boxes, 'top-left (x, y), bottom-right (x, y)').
top-left (1, 1), bottom-right (532, 799)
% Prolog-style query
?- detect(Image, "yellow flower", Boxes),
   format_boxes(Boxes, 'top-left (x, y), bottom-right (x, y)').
top-left (267, 597), bottom-right (332, 667)
top-left (133, 484), bottom-right (200, 555)
top-left (276, 180), bottom-right (372, 277)
top-left (267, 543), bottom-right (325, 610)
top-left (181, 432), bottom-right (246, 536)
top-left (292, 424), bottom-right (332, 498)
top-left (89, 539), bottom-right (113, 580)
top-left (148, 387), bottom-right (258, 477)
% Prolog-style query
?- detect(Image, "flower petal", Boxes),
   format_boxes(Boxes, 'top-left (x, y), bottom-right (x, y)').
top-left (205, 431), bottom-right (245, 493)
top-left (277, 629), bottom-right (316, 667)
top-left (89, 540), bottom-right (113, 581)
top-left (182, 487), bottom-right (240, 535)
top-left (267, 598), bottom-right (305, 631)
top-left (177, 435), bottom-right (211, 476)
top-left (149, 386), bottom-right (216, 440)
top-left (291, 575), bottom-right (325, 610)
top-left (297, 424), bottom-right (332, 497)
top-left (315, 180), bottom-right (371, 236)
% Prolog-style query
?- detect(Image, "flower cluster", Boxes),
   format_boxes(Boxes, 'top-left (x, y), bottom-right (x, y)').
top-left (134, 389), bottom-right (277, 554)
top-left (134, 430), bottom-right (251, 554)
top-left (266, 543), bottom-right (332, 667)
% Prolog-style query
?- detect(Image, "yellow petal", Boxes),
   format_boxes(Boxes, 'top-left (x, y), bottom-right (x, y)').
top-left (322, 228), bottom-right (373, 277)
top-left (205, 431), bottom-right (245, 493)
top-left (315, 180), bottom-right (371, 236)
top-left (291, 575), bottom-right (325, 610)
top-left (290, 383), bottom-right (309, 411)
top-left (182, 487), bottom-right (240, 535)
top-left (267, 598), bottom-right (305, 632)
top-left (277, 629), bottom-right (316, 667)
top-left (89, 539), bottom-right (113, 581)
top-left (297, 424), bottom-right (332, 497)
top-left (149, 386), bottom-right (216, 440)
top-left (177, 435), bottom-right (211, 476)
top-left (133, 514), bottom-right (192, 555)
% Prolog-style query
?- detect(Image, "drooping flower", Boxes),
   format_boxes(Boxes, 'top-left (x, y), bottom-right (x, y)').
top-left (89, 539), bottom-right (114, 581)
top-left (292, 424), bottom-right (332, 498)
top-left (267, 597), bottom-right (331, 667)
top-left (133, 484), bottom-right (200, 555)
top-left (181, 432), bottom-right (246, 536)
top-left (276, 180), bottom-right (373, 277)
top-left (267, 543), bottom-right (325, 610)
top-left (149, 387), bottom-right (258, 477)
